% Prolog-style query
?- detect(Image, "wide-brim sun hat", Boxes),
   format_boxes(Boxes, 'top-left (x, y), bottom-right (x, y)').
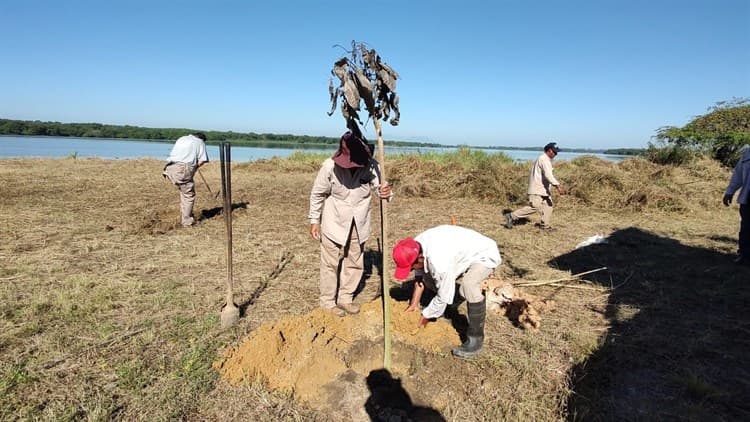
top-left (332, 131), bottom-right (372, 168)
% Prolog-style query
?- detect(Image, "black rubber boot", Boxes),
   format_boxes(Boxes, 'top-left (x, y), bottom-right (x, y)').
top-left (503, 213), bottom-right (514, 229)
top-left (452, 298), bottom-right (486, 358)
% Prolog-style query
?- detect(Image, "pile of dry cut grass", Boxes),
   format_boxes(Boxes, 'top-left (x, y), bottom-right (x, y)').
top-left (558, 156), bottom-right (728, 212)
top-left (388, 153), bottom-right (729, 213)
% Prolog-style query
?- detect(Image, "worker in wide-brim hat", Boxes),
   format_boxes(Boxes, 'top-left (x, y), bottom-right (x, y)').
top-left (309, 131), bottom-right (392, 317)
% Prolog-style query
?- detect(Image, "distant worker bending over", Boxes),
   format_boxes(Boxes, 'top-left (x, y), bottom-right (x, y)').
top-left (392, 225), bottom-right (502, 358)
top-left (163, 133), bottom-right (209, 228)
top-left (504, 142), bottom-right (565, 231)
top-left (723, 146), bottom-right (750, 265)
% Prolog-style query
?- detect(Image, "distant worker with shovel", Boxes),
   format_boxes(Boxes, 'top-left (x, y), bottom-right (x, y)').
top-left (309, 130), bottom-right (392, 317)
top-left (504, 142), bottom-right (565, 231)
top-left (392, 225), bottom-right (502, 358)
top-left (162, 133), bottom-right (209, 227)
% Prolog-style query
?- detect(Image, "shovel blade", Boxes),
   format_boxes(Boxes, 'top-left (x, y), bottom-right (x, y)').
top-left (220, 302), bottom-right (240, 329)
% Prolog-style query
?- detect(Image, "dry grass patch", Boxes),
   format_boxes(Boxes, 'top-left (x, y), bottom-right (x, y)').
top-left (0, 154), bottom-right (747, 420)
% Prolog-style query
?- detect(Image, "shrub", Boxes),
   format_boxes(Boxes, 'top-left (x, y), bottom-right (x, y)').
top-left (645, 145), bottom-right (696, 166)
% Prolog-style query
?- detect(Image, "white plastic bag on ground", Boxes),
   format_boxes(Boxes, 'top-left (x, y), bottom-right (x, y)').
top-left (576, 234), bottom-right (608, 249)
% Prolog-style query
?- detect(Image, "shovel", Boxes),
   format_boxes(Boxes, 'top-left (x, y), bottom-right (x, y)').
top-left (219, 142), bottom-right (240, 328)
top-left (197, 168), bottom-right (221, 200)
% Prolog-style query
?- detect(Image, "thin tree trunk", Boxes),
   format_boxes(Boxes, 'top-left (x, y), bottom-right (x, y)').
top-left (374, 117), bottom-right (391, 370)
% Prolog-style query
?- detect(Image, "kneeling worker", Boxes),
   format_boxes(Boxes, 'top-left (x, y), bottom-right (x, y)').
top-left (392, 225), bottom-right (501, 358)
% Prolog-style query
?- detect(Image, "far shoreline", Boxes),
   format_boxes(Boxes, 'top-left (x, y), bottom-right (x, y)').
top-left (0, 133), bottom-right (642, 156)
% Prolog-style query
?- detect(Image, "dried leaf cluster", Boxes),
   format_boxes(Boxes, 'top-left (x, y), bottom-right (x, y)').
top-left (327, 40), bottom-right (400, 132)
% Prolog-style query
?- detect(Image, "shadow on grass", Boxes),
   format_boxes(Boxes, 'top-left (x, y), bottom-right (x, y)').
top-left (199, 201), bottom-right (249, 221)
top-left (549, 227), bottom-right (750, 420)
top-left (352, 248), bottom-right (383, 301)
top-left (365, 369), bottom-right (445, 421)
top-left (238, 251), bottom-right (293, 317)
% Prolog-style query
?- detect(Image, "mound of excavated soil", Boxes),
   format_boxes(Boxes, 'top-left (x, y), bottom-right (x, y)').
top-left (213, 297), bottom-right (460, 406)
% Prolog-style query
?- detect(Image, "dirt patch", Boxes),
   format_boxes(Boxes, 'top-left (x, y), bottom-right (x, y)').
top-left (131, 210), bottom-right (179, 235)
top-left (214, 297), bottom-right (459, 409)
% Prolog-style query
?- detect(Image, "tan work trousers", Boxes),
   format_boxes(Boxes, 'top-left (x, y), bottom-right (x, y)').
top-left (422, 263), bottom-right (492, 303)
top-left (511, 194), bottom-right (554, 227)
top-left (319, 224), bottom-right (363, 308)
top-left (163, 163), bottom-right (196, 227)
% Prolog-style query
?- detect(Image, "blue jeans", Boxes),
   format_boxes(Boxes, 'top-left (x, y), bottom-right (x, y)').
top-left (740, 204), bottom-right (749, 257)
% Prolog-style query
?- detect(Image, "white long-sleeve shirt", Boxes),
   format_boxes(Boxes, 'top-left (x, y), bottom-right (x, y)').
top-left (166, 134), bottom-right (208, 168)
top-left (725, 147), bottom-right (750, 205)
top-left (415, 225), bottom-right (501, 319)
top-left (527, 153), bottom-right (560, 196)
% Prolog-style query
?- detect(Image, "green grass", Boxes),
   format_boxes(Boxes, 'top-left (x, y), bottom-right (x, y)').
top-left (393, 146), bottom-right (514, 168)
top-left (285, 150), bottom-right (329, 165)
top-left (285, 147), bottom-right (515, 169)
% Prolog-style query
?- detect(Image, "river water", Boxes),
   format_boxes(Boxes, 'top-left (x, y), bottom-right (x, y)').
top-left (0, 135), bottom-right (628, 162)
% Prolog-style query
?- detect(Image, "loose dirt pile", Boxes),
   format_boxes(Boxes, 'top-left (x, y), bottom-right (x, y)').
top-left (213, 297), bottom-right (459, 406)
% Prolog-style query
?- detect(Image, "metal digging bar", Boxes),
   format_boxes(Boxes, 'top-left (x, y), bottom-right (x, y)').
top-left (220, 142), bottom-right (239, 328)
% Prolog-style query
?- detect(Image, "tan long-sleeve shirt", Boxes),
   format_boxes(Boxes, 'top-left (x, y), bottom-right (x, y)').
top-left (527, 153), bottom-right (560, 196)
top-left (309, 158), bottom-right (385, 245)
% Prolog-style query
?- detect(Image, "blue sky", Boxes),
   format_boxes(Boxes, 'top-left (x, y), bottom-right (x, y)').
top-left (1, 1), bottom-right (748, 149)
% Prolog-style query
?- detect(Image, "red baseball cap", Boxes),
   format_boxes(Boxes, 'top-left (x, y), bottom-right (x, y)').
top-left (392, 238), bottom-right (420, 280)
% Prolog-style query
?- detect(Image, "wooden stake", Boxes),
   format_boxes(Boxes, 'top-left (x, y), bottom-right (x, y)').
top-left (374, 118), bottom-right (391, 371)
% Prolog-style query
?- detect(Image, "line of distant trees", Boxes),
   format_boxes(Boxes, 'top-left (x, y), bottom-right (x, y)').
top-left (0, 118), bottom-right (649, 155)
top-left (601, 148), bottom-right (645, 156)
top-left (0, 119), bottom-right (445, 148)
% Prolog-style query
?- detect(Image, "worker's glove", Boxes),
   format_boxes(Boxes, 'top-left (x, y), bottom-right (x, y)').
top-left (723, 194), bottom-right (733, 207)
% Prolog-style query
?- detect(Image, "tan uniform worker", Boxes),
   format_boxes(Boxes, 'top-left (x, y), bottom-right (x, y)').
top-left (163, 133), bottom-right (209, 227)
top-left (309, 131), bottom-right (392, 317)
top-left (504, 142), bottom-right (565, 230)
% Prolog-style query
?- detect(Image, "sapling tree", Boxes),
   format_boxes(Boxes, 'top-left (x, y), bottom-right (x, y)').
top-left (327, 40), bottom-right (401, 369)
